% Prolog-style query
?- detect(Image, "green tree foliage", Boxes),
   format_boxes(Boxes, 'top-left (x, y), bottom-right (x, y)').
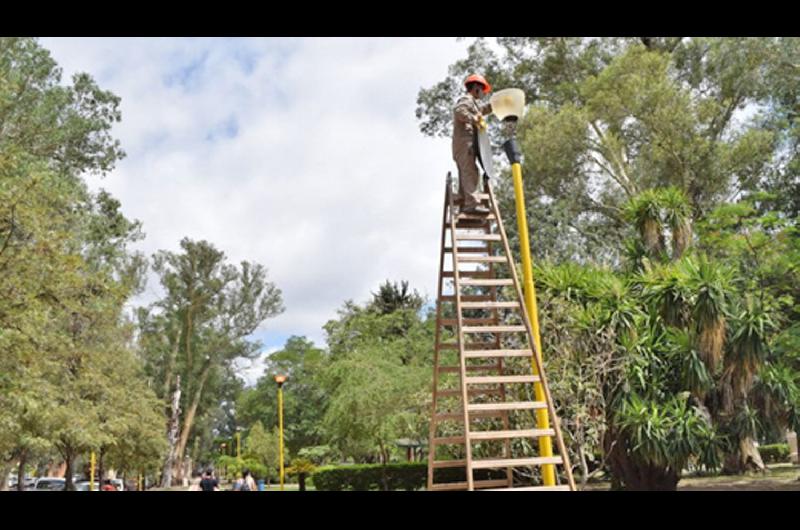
top-left (319, 290), bottom-right (434, 463)
top-left (0, 37), bottom-right (164, 490)
top-left (137, 238), bottom-right (284, 483)
top-left (237, 336), bottom-right (327, 455)
top-left (243, 421), bottom-right (285, 482)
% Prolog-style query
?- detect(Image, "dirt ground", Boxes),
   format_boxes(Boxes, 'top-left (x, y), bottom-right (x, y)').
top-left (580, 463), bottom-right (800, 491)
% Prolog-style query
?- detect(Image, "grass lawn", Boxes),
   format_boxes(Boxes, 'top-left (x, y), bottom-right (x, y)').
top-left (152, 464), bottom-right (800, 491)
top-left (579, 463), bottom-right (800, 491)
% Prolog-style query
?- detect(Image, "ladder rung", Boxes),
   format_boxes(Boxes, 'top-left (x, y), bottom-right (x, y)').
top-left (440, 318), bottom-right (496, 327)
top-left (457, 255), bottom-right (507, 263)
top-left (463, 349), bottom-right (533, 359)
top-left (436, 388), bottom-right (502, 398)
top-left (431, 459), bottom-right (466, 469)
top-left (460, 301), bottom-right (520, 309)
top-left (431, 436), bottom-right (465, 445)
top-left (455, 221), bottom-right (493, 230)
top-left (449, 193), bottom-right (489, 202)
top-left (443, 246), bottom-right (490, 254)
top-left (465, 375), bottom-right (540, 384)
top-left (437, 364), bottom-right (500, 373)
top-left (459, 279), bottom-right (513, 287)
top-left (469, 429), bottom-right (555, 441)
top-left (456, 212), bottom-right (496, 221)
top-left (466, 401), bottom-right (546, 412)
top-left (471, 456), bottom-right (564, 469)
top-left (455, 233), bottom-right (501, 241)
top-left (484, 485), bottom-right (571, 491)
top-left (435, 410), bottom-right (508, 421)
top-left (429, 479), bottom-right (510, 491)
top-left (436, 343), bottom-right (459, 350)
top-left (442, 271), bottom-right (495, 279)
top-left (462, 325), bottom-right (526, 333)
top-left (439, 295), bottom-right (495, 302)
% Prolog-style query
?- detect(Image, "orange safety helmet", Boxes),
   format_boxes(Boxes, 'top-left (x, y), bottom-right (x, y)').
top-left (464, 74), bottom-right (491, 94)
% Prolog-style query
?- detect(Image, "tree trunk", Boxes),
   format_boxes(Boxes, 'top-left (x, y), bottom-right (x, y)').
top-left (577, 441), bottom-right (589, 487)
top-left (723, 436), bottom-right (766, 474)
top-left (605, 428), bottom-right (680, 490)
top-left (16, 451), bottom-right (27, 491)
top-left (173, 362), bottom-right (212, 481)
top-left (162, 331), bottom-right (180, 404)
top-left (97, 449), bottom-right (104, 490)
top-left (298, 473), bottom-right (306, 492)
top-left (63, 448), bottom-right (74, 491)
top-left (0, 458), bottom-right (15, 491)
top-left (160, 375), bottom-right (182, 488)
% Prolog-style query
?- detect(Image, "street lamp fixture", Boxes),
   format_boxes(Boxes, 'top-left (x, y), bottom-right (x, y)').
top-left (490, 87), bottom-right (556, 487)
top-left (273, 374), bottom-right (287, 491)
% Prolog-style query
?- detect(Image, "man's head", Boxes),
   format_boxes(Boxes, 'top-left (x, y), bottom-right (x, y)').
top-left (464, 74), bottom-right (491, 98)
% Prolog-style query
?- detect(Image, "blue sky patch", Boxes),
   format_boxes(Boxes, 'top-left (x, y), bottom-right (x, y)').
top-left (163, 50), bottom-right (210, 91)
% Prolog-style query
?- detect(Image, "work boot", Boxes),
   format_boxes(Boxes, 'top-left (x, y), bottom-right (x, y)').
top-left (462, 205), bottom-right (490, 215)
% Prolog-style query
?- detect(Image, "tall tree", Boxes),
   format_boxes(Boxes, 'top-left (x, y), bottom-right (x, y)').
top-left (0, 38), bottom-right (162, 490)
top-left (140, 238), bottom-right (283, 483)
top-left (237, 336), bottom-right (328, 456)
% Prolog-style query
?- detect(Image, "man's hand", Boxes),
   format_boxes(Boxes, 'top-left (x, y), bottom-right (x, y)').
top-left (476, 116), bottom-right (488, 132)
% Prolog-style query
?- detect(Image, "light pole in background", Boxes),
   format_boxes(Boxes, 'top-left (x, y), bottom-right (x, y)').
top-left (236, 427), bottom-right (242, 461)
top-left (273, 374), bottom-right (287, 491)
top-left (490, 88), bottom-right (556, 486)
top-left (89, 451), bottom-right (96, 491)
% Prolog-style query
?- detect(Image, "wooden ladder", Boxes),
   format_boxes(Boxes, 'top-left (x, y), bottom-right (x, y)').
top-left (426, 173), bottom-right (576, 492)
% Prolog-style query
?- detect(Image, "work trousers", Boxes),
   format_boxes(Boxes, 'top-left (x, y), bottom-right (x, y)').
top-left (453, 142), bottom-right (482, 209)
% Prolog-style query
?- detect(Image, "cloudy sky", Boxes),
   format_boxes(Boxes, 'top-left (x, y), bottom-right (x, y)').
top-left (41, 37), bottom-right (470, 384)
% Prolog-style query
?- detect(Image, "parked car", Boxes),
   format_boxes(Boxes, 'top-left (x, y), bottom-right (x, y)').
top-left (74, 481), bottom-right (100, 491)
top-left (32, 478), bottom-right (65, 491)
top-left (110, 478), bottom-right (124, 491)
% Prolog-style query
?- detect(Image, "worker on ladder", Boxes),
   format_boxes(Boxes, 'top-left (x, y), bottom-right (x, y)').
top-left (452, 73), bottom-right (493, 215)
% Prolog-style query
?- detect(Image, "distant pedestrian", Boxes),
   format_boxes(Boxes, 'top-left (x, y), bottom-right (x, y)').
top-left (233, 468), bottom-right (257, 492)
top-left (199, 468), bottom-right (220, 492)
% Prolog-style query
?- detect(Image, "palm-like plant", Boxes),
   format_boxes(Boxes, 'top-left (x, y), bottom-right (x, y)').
top-left (752, 362), bottom-right (800, 437)
top-left (665, 327), bottom-right (713, 399)
top-left (724, 296), bottom-right (778, 397)
top-left (682, 256), bottom-right (736, 375)
top-left (637, 262), bottom-right (692, 328)
top-left (625, 190), bottom-right (665, 258)
top-left (613, 392), bottom-right (720, 489)
top-left (535, 262), bottom-right (592, 305)
top-left (660, 187), bottom-right (693, 259)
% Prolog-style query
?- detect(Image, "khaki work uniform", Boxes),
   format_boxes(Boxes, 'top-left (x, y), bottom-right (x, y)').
top-left (452, 94), bottom-right (492, 209)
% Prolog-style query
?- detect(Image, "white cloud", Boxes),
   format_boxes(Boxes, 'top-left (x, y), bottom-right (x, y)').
top-left (40, 37), bottom-right (469, 382)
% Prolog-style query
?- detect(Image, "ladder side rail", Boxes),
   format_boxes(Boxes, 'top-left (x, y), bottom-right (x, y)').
top-left (448, 180), bottom-right (475, 491)
top-left (427, 175), bottom-right (453, 490)
top-left (485, 180), bottom-right (577, 491)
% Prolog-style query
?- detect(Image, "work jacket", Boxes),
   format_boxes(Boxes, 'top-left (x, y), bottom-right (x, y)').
top-left (452, 94), bottom-right (492, 159)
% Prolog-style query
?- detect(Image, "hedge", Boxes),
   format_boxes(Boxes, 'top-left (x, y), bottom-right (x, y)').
top-left (759, 443), bottom-right (790, 464)
top-left (310, 462), bottom-right (506, 491)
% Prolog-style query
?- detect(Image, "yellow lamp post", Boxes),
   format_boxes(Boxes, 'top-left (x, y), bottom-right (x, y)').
top-left (490, 88), bottom-right (556, 486)
top-left (90, 451), bottom-right (96, 491)
top-left (236, 431), bottom-right (241, 461)
top-left (274, 374), bottom-right (288, 491)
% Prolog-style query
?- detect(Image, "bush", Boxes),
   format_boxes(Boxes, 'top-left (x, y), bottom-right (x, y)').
top-left (759, 443), bottom-right (790, 464)
top-left (310, 462), bottom-right (506, 491)
top-left (215, 455), bottom-right (269, 480)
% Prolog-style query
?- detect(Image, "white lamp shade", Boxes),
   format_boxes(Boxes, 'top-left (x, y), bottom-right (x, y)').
top-left (490, 88), bottom-right (525, 121)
